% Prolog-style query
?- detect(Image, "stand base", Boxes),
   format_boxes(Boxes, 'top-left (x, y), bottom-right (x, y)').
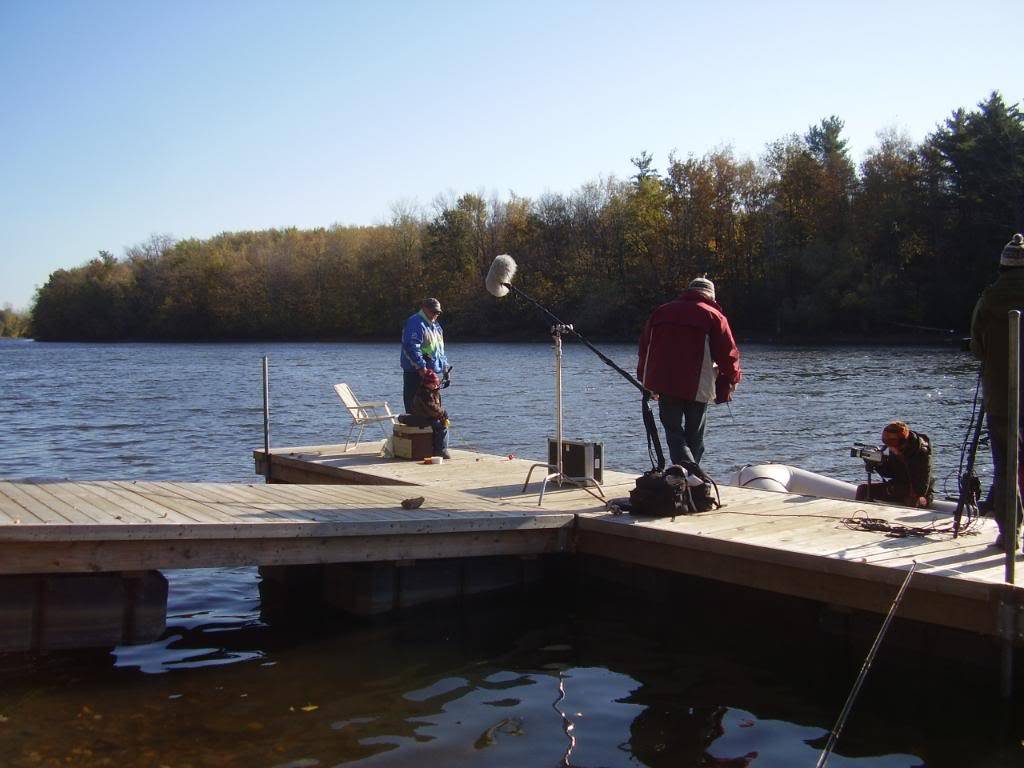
top-left (522, 463), bottom-right (606, 507)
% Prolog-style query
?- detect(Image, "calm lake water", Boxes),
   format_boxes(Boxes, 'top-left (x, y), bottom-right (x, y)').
top-left (0, 338), bottom-right (1020, 767)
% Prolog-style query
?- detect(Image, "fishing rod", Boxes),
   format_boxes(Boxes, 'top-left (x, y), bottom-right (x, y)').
top-left (815, 562), bottom-right (917, 768)
top-left (888, 321), bottom-right (956, 335)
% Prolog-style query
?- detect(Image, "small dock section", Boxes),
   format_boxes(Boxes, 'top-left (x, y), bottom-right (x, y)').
top-left (0, 480), bottom-right (572, 575)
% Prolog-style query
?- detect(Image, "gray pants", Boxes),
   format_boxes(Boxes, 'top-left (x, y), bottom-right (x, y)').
top-left (658, 396), bottom-right (708, 465)
top-left (986, 413), bottom-right (1023, 538)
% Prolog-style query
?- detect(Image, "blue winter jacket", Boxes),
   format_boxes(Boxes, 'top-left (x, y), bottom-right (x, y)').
top-left (400, 311), bottom-right (448, 374)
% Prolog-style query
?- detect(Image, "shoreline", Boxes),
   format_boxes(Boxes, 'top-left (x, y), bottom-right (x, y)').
top-left (9, 333), bottom-right (967, 347)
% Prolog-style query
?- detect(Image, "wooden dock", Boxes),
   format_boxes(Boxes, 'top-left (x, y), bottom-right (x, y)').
top-left (1, 442), bottom-right (1022, 651)
top-left (254, 443), bottom-right (1024, 640)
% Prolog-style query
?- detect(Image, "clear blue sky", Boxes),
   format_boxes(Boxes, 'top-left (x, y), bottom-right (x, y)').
top-left (1, 0), bottom-right (1017, 309)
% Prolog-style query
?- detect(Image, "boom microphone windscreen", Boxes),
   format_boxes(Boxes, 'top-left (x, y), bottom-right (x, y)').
top-left (485, 254), bottom-right (517, 298)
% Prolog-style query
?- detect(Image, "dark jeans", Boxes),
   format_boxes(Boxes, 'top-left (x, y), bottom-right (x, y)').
top-left (985, 413), bottom-right (1023, 537)
top-left (403, 370), bottom-right (420, 414)
top-left (430, 420), bottom-right (449, 454)
top-left (658, 396), bottom-right (708, 465)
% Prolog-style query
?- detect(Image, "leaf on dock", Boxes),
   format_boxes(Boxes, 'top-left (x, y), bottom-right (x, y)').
top-left (401, 497), bottom-right (425, 510)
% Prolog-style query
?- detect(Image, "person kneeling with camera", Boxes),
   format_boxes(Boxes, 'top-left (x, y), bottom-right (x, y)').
top-left (854, 421), bottom-right (934, 508)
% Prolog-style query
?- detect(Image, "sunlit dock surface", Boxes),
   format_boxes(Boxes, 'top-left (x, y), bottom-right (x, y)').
top-left (253, 443), bottom-right (1024, 640)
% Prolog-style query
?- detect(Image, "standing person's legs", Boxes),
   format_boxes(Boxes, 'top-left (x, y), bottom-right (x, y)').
top-left (987, 414), bottom-right (1023, 542)
top-left (681, 400), bottom-right (709, 465)
top-left (403, 370), bottom-right (420, 414)
top-left (658, 397), bottom-right (689, 465)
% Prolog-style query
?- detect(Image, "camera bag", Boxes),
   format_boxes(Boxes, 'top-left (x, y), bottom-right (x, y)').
top-left (628, 462), bottom-right (720, 518)
top-left (628, 468), bottom-right (691, 517)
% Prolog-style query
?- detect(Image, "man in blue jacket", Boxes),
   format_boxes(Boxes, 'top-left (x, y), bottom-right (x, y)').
top-left (401, 297), bottom-right (449, 414)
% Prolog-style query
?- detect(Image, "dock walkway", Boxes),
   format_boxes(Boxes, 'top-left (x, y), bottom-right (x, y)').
top-left (0, 479), bottom-right (572, 575)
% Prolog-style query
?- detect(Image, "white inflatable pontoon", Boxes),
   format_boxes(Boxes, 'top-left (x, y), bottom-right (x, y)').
top-left (729, 463), bottom-right (959, 515)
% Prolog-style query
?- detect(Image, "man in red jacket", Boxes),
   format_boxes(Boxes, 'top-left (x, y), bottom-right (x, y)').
top-left (636, 277), bottom-right (741, 465)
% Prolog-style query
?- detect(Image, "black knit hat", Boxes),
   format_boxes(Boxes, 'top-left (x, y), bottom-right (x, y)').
top-left (1000, 234), bottom-right (1024, 268)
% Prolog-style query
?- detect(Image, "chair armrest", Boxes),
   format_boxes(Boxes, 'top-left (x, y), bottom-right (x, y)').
top-left (359, 401), bottom-right (389, 408)
top-left (363, 414), bottom-right (398, 423)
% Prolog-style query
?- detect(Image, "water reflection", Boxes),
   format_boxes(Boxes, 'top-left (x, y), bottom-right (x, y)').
top-left (0, 574), bottom-right (952, 768)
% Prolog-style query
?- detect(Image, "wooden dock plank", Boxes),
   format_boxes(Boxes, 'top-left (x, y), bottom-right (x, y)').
top-left (0, 482), bottom-right (79, 524)
top-left (76, 481), bottom-right (200, 525)
top-left (107, 481), bottom-right (215, 524)
top-left (13, 482), bottom-right (115, 525)
top-left (0, 485), bottom-right (48, 525)
top-left (123, 481), bottom-right (245, 524)
top-left (235, 483), bottom-right (436, 523)
top-left (178, 482), bottom-right (436, 526)
top-left (53, 482), bottom-right (159, 525)
top-left (268, 482), bottom-right (530, 520)
top-left (164, 481), bottom-right (305, 524)
top-left (187, 482), bottom-right (458, 523)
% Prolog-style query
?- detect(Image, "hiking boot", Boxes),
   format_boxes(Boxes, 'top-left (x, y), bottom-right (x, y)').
top-left (440, 449), bottom-right (452, 460)
top-left (991, 533), bottom-right (1024, 552)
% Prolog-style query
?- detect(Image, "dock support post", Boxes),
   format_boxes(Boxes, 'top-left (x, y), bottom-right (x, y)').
top-left (1001, 310), bottom-right (1020, 698)
top-left (262, 355), bottom-right (271, 483)
top-left (1005, 312), bottom-right (1019, 586)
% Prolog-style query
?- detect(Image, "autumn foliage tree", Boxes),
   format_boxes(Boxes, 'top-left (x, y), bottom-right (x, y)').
top-left (31, 92), bottom-right (1024, 342)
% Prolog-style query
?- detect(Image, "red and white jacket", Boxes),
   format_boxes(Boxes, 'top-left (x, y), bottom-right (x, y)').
top-left (636, 290), bottom-right (741, 403)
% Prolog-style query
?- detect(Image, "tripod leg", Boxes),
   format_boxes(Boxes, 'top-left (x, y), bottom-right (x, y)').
top-left (538, 472), bottom-right (560, 507)
top-left (523, 462), bottom-right (554, 493)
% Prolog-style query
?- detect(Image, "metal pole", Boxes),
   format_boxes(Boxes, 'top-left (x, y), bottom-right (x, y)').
top-left (262, 355), bottom-right (271, 484)
top-left (554, 328), bottom-right (564, 487)
top-left (1006, 311), bottom-right (1019, 585)
top-left (1001, 311), bottom-right (1019, 700)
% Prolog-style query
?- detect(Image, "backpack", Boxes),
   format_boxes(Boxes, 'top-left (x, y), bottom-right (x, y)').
top-left (626, 462), bottom-right (721, 518)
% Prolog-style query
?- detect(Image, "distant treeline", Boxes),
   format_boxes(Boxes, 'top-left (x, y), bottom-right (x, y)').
top-left (0, 307), bottom-right (30, 338)
top-left (32, 92), bottom-right (1024, 342)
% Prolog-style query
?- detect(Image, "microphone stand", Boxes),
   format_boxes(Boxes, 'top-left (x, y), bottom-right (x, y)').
top-left (503, 282), bottom-right (644, 506)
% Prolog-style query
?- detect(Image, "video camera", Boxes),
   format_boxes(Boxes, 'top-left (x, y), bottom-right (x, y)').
top-left (850, 443), bottom-right (884, 464)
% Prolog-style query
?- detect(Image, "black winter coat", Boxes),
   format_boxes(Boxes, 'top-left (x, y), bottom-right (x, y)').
top-left (874, 431), bottom-right (934, 506)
